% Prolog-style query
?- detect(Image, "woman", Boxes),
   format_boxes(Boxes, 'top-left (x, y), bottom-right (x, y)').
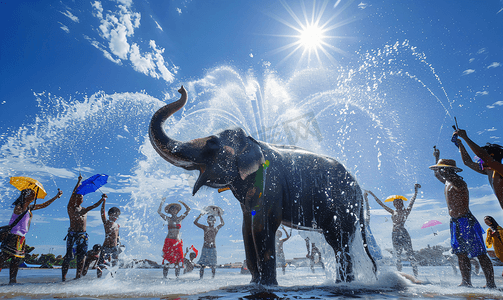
top-left (484, 215), bottom-right (503, 276)
top-left (365, 183), bottom-right (420, 277)
top-left (158, 198), bottom-right (190, 278)
top-left (0, 187), bottom-right (62, 284)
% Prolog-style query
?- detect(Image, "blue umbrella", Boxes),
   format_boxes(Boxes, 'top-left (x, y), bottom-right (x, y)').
top-left (76, 174), bottom-right (108, 195)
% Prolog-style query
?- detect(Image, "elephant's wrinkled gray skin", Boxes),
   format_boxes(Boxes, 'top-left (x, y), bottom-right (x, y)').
top-left (149, 86), bottom-right (376, 285)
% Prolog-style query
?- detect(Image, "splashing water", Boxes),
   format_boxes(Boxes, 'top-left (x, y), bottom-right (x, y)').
top-left (0, 42), bottom-right (453, 285)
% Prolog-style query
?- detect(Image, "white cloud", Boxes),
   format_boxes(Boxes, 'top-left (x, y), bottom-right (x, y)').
top-left (462, 69), bottom-right (475, 75)
top-left (469, 58), bottom-right (475, 63)
top-left (88, 1), bottom-right (176, 83)
top-left (152, 17), bottom-right (163, 31)
top-left (59, 22), bottom-right (70, 33)
top-left (176, 8), bottom-right (182, 14)
top-left (60, 10), bottom-right (79, 22)
top-left (477, 48), bottom-right (487, 54)
top-left (487, 62), bottom-right (501, 68)
top-left (475, 91), bottom-right (488, 96)
top-left (487, 100), bottom-right (503, 109)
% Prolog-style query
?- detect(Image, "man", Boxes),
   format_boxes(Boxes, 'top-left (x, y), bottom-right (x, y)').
top-left (454, 129), bottom-right (503, 209)
top-left (62, 175), bottom-right (106, 281)
top-left (430, 148), bottom-right (496, 288)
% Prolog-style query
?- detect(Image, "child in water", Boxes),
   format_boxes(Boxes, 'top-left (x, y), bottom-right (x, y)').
top-left (484, 216), bottom-right (503, 276)
top-left (158, 198), bottom-right (191, 278)
top-left (97, 198), bottom-right (121, 278)
top-left (194, 212), bottom-right (224, 279)
top-left (82, 244), bottom-right (102, 276)
top-left (275, 225), bottom-right (290, 275)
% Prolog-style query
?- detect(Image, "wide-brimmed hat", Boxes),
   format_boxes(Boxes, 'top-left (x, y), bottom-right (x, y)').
top-left (384, 195), bottom-right (408, 203)
top-left (429, 159), bottom-right (462, 172)
top-left (165, 203), bottom-right (182, 214)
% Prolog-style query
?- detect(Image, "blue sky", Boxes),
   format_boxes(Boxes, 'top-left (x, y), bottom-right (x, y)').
top-left (0, 0), bottom-right (502, 265)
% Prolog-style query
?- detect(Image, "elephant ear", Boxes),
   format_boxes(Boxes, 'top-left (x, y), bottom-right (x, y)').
top-left (237, 137), bottom-right (265, 180)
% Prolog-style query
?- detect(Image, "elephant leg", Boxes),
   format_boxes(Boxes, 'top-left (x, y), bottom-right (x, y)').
top-left (242, 214), bottom-right (260, 283)
top-left (252, 213), bottom-right (280, 286)
top-left (324, 219), bottom-right (355, 283)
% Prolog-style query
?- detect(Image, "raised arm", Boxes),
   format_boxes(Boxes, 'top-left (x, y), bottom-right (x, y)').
top-left (405, 184), bottom-right (421, 216)
top-left (194, 213), bottom-right (205, 229)
top-left (68, 175), bottom-right (83, 208)
top-left (456, 138), bottom-right (486, 174)
top-left (216, 215), bottom-right (225, 230)
top-left (178, 200), bottom-right (191, 221)
top-left (456, 129), bottom-right (503, 175)
top-left (365, 190), bottom-right (394, 214)
top-left (158, 197), bottom-right (167, 221)
top-left (32, 189), bottom-right (63, 211)
top-left (433, 147), bottom-right (446, 183)
top-left (81, 194), bottom-right (106, 215)
top-left (101, 196), bottom-right (107, 224)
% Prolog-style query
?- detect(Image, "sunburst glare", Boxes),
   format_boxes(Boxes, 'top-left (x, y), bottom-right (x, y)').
top-left (268, 0), bottom-right (357, 68)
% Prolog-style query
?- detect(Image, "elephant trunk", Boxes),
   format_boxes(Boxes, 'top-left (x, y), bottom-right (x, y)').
top-left (149, 86), bottom-right (202, 171)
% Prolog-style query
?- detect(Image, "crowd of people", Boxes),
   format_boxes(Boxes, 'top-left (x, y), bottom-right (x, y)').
top-left (1, 127), bottom-right (502, 288)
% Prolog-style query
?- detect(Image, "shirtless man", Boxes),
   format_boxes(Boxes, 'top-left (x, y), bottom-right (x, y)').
top-left (430, 147), bottom-right (496, 288)
top-left (62, 175), bottom-right (106, 281)
top-left (97, 198), bottom-right (120, 278)
top-left (453, 129), bottom-right (503, 209)
top-left (194, 212), bottom-right (224, 279)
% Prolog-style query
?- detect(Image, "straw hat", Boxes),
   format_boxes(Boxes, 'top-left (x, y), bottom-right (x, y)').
top-left (429, 159), bottom-right (463, 172)
top-left (165, 203), bottom-right (182, 214)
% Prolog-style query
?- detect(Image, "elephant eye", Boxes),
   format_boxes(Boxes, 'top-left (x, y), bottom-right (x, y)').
top-left (206, 136), bottom-right (219, 150)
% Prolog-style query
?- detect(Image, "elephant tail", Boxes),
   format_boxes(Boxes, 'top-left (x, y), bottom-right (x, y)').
top-left (359, 193), bottom-right (377, 278)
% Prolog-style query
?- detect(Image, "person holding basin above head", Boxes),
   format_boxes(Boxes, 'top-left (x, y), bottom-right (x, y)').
top-left (452, 129), bottom-right (503, 209)
top-left (430, 147), bottom-right (496, 288)
top-left (62, 174), bottom-right (107, 282)
top-left (158, 198), bottom-right (191, 279)
top-left (0, 178), bottom-right (63, 284)
top-left (194, 206), bottom-right (224, 279)
top-left (364, 183), bottom-right (420, 277)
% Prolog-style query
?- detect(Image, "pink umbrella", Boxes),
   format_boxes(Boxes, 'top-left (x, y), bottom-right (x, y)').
top-left (421, 220), bottom-right (442, 229)
top-left (421, 220), bottom-right (442, 236)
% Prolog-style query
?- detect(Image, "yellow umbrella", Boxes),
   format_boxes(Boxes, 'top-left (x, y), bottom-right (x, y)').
top-left (9, 176), bottom-right (47, 199)
top-left (384, 195), bottom-right (408, 203)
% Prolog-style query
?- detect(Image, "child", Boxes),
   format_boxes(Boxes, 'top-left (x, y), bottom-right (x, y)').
top-left (484, 216), bottom-right (503, 276)
top-left (97, 198), bottom-right (121, 278)
top-left (275, 225), bottom-right (290, 275)
top-left (430, 147), bottom-right (496, 288)
top-left (194, 212), bottom-right (224, 279)
top-left (183, 246), bottom-right (198, 274)
top-left (82, 244), bottom-right (102, 276)
top-left (158, 198), bottom-right (190, 278)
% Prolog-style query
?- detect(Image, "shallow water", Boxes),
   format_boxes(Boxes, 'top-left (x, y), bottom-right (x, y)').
top-left (1, 266), bottom-right (503, 299)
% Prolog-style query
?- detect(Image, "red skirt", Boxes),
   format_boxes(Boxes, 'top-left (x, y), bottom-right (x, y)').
top-left (162, 238), bottom-right (183, 264)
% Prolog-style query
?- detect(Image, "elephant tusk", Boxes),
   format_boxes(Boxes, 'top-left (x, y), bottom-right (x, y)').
top-left (218, 187), bottom-right (231, 193)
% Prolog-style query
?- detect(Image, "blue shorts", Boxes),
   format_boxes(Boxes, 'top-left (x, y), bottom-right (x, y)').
top-left (450, 212), bottom-right (486, 258)
top-left (64, 231), bottom-right (88, 262)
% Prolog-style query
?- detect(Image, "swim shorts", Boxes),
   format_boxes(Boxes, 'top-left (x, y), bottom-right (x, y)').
top-left (98, 246), bottom-right (119, 268)
top-left (450, 212), bottom-right (486, 258)
top-left (64, 230), bottom-right (88, 262)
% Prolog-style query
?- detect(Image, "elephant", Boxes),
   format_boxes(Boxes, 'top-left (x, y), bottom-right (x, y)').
top-left (149, 86), bottom-right (376, 285)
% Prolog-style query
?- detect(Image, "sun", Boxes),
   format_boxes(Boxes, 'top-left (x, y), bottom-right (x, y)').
top-left (268, 0), bottom-right (355, 68)
top-left (299, 24), bottom-right (325, 50)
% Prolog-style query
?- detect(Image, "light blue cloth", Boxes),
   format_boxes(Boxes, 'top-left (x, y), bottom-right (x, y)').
top-left (198, 246), bottom-right (217, 266)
